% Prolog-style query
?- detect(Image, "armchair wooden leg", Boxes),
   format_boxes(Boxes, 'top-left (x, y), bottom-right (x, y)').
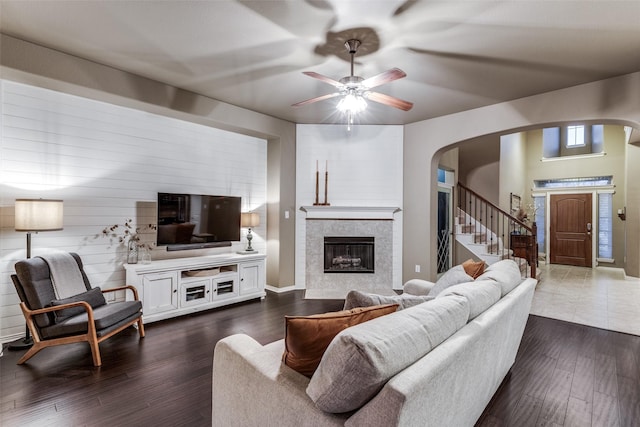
top-left (17, 342), bottom-right (44, 365)
top-left (88, 336), bottom-right (102, 367)
top-left (137, 317), bottom-right (145, 338)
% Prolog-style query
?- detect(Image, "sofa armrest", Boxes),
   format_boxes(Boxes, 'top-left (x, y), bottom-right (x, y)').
top-left (212, 334), bottom-right (346, 427)
top-left (403, 279), bottom-right (436, 296)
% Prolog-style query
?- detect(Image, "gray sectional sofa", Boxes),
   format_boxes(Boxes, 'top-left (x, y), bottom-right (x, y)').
top-left (212, 260), bottom-right (536, 426)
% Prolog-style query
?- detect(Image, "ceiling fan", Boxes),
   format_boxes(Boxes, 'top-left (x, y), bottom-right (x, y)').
top-left (292, 39), bottom-right (414, 114)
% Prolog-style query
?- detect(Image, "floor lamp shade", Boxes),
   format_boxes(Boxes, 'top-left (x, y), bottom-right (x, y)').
top-left (15, 199), bottom-right (64, 232)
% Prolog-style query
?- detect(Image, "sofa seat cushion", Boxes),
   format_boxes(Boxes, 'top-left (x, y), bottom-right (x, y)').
top-left (40, 300), bottom-right (142, 339)
top-left (475, 260), bottom-right (522, 297)
top-left (283, 304), bottom-right (399, 378)
top-left (436, 280), bottom-right (501, 320)
top-left (343, 290), bottom-right (434, 311)
top-left (51, 287), bottom-right (106, 322)
top-left (427, 265), bottom-right (474, 296)
top-left (307, 294), bottom-right (470, 413)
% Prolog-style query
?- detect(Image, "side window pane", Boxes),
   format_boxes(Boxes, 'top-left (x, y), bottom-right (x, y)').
top-left (598, 193), bottom-right (613, 259)
top-left (592, 124), bottom-right (604, 153)
top-left (542, 127), bottom-right (560, 157)
top-left (533, 196), bottom-right (545, 254)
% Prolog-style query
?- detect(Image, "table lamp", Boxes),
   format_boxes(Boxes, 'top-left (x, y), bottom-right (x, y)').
top-left (239, 212), bottom-right (259, 253)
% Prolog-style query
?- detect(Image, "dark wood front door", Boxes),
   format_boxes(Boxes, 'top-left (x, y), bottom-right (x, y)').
top-left (550, 193), bottom-right (592, 266)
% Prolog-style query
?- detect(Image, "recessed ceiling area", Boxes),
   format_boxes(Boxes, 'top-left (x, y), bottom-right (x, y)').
top-left (1, 0), bottom-right (640, 125)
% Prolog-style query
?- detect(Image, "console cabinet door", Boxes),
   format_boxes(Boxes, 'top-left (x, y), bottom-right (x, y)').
top-left (142, 271), bottom-right (178, 315)
top-left (239, 261), bottom-right (264, 296)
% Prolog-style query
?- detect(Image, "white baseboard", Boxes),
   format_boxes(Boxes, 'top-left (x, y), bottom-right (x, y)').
top-left (265, 284), bottom-right (297, 293)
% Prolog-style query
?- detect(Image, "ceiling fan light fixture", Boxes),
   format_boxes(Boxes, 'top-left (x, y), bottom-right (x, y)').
top-left (336, 91), bottom-right (367, 114)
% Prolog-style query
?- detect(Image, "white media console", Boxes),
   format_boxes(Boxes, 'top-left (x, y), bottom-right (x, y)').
top-left (124, 253), bottom-right (266, 323)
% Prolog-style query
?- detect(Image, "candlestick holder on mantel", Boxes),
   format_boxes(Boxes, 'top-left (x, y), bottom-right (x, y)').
top-left (313, 159), bottom-right (330, 206)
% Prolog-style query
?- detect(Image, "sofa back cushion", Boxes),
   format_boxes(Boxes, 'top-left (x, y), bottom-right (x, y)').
top-left (475, 260), bottom-right (522, 297)
top-left (436, 280), bottom-right (501, 320)
top-left (307, 294), bottom-right (470, 413)
top-left (343, 290), bottom-right (434, 311)
top-left (282, 304), bottom-right (399, 378)
top-left (427, 265), bottom-right (474, 296)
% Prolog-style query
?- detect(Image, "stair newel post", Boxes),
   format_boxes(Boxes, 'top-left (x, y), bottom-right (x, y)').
top-left (468, 191), bottom-right (472, 229)
top-left (474, 195), bottom-right (478, 235)
top-left (530, 222), bottom-right (537, 278)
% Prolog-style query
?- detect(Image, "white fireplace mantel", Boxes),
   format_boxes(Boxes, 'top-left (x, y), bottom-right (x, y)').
top-left (300, 206), bottom-right (401, 220)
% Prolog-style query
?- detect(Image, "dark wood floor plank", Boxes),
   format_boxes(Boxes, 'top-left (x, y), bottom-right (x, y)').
top-left (536, 368), bottom-right (573, 426)
top-left (592, 391), bottom-right (620, 427)
top-left (595, 353), bottom-right (619, 398)
top-left (522, 354), bottom-right (558, 401)
top-left (564, 396), bottom-right (592, 427)
top-left (571, 355), bottom-right (595, 403)
top-left (616, 376), bottom-right (640, 427)
top-left (508, 394), bottom-right (543, 427)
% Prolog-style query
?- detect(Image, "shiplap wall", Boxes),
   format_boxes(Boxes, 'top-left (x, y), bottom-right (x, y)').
top-left (294, 124), bottom-right (403, 289)
top-left (0, 80), bottom-right (267, 342)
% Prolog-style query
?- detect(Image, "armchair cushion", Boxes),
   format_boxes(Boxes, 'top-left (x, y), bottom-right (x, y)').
top-left (51, 287), bottom-right (107, 322)
top-left (40, 300), bottom-right (143, 340)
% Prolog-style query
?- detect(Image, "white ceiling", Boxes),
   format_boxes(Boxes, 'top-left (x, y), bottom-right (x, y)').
top-left (2, 0), bottom-right (640, 125)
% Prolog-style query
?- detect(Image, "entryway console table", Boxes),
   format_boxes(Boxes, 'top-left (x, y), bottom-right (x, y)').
top-left (124, 253), bottom-right (266, 323)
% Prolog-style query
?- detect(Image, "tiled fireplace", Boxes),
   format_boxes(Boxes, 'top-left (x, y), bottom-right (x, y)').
top-left (324, 236), bottom-right (375, 273)
top-left (301, 206), bottom-right (401, 299)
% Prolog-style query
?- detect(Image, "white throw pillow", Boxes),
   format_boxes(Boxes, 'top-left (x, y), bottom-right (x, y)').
top-left (427, 265), bottom-right (474, 296)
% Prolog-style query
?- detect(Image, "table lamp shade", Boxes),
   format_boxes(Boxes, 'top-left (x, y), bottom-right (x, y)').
top-left (15, 199), bottom-right (64, 231)
top-left (241, 212), bottom-right (260, 228)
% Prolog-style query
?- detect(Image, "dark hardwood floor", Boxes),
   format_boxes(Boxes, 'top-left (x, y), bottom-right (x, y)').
top-left (1, 291), bottom-right (638, 427)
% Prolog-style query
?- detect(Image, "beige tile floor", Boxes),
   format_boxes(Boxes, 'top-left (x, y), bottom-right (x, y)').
top-left (530, 263), bottom-right (640, 336)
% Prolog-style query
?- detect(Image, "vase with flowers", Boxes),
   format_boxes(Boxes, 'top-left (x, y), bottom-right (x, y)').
top-left (102, 219), bottom-right (157, 264)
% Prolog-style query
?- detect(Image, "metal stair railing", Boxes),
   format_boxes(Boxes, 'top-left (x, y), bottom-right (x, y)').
top-left (457, 183), bottom-right (537, 278)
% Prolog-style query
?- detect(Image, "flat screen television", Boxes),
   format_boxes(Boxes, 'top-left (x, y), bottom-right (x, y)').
top-left (157, 192), bottom-right (241, 250)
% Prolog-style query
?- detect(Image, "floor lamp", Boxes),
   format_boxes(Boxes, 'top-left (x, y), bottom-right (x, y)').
top-left (8, 198), bottom-right (64, 350)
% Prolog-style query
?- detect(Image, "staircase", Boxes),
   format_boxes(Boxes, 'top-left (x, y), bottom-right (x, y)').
top-left (456, 184), bottom-right (538, 278)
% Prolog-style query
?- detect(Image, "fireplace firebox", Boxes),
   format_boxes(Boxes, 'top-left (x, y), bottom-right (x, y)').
top-left (324, 237), bottom-right (374, 273)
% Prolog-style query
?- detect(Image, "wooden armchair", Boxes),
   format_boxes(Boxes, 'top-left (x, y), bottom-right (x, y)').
top-left (11, 253), bottom-right (145, 366)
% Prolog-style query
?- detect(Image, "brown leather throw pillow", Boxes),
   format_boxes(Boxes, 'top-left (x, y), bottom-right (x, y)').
top-left (282, 303), bottom-right (399, 377)
top-left (462, 259), bottom-right (486, 279)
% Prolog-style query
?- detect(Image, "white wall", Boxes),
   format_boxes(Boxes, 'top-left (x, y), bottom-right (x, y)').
top-left (0, 80), bottom-right (267, 342)
top-left (499, 132), bottom-right (527, 211)
top-left (295, 124), bottom-right (403, 289)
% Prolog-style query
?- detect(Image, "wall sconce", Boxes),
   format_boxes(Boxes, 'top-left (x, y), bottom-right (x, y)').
top-left (238, 212), bottom-right (260, 254)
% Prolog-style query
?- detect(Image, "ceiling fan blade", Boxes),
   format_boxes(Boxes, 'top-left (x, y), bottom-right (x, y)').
top-left (291, 92), bottom-right (341, 107)
top-left (362, 68), bottom-right (407, 89)
top-left (366, 91), bottom-right (413, 111)
top-left (302, 71), bottom-right (343, 88)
